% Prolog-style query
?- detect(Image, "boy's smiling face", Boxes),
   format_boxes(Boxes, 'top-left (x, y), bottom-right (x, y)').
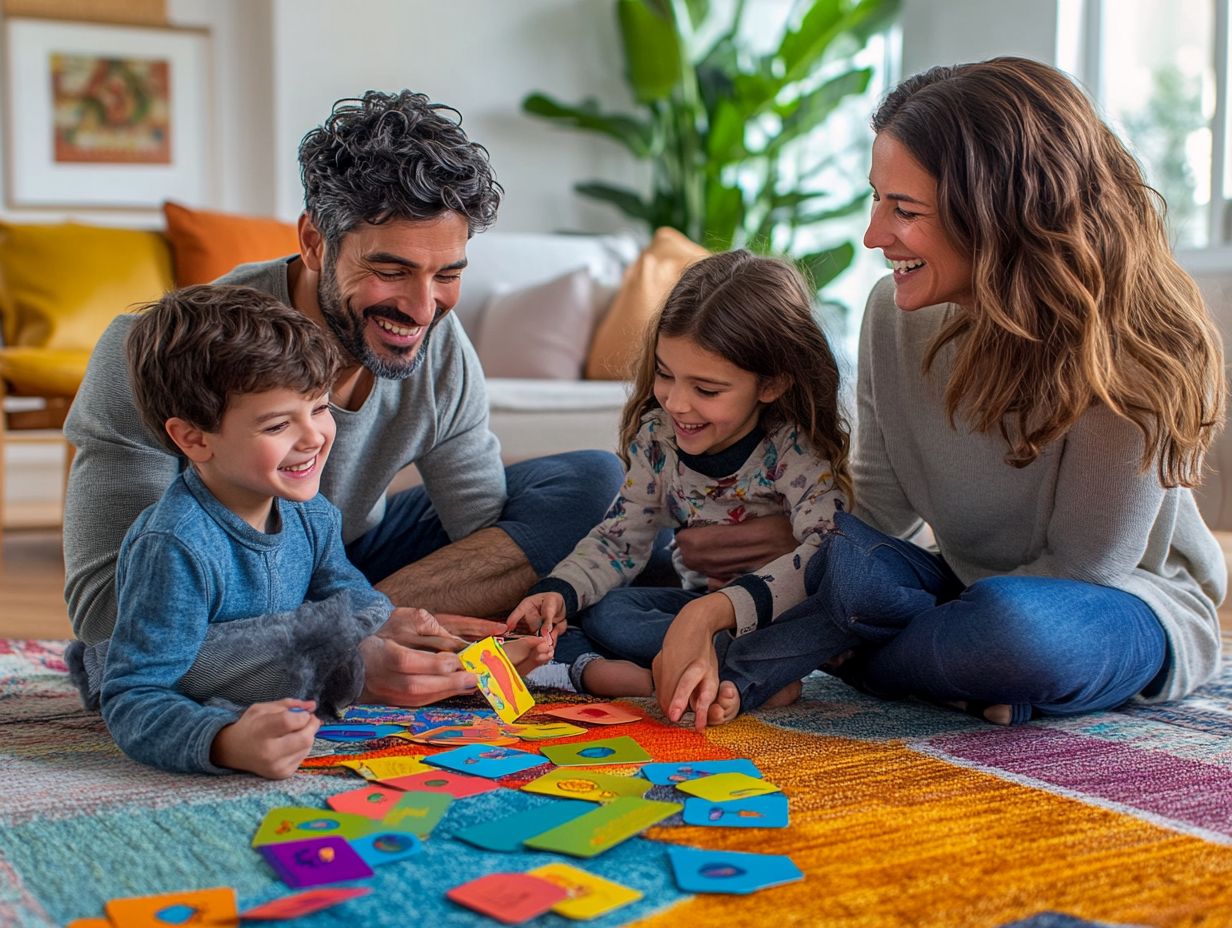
top-left (176, 388), bottom-right (336, 531)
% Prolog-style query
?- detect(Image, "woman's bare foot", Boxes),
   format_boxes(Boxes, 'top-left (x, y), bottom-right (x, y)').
top-left (581, 658), bottom-right (654, 697)
top-left (501, 635), bottom-right (554, 676)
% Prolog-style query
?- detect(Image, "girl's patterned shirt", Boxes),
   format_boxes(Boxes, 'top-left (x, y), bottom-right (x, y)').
top-left (536, 409), bottom-right (845, 637)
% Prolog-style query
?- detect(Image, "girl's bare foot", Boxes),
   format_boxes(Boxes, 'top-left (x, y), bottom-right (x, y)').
top-left (948, 700), bottom-right (1014, 725)
top-left (501, 635), bottom-right (554, 676)
top-left (704, 678), bottom-right (802, 727)
top-left (581, 658), bottom-right (654, 697)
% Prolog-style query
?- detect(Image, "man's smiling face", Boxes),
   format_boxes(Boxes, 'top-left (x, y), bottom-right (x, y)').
top-left (315, 212), bottom-right (469, 379)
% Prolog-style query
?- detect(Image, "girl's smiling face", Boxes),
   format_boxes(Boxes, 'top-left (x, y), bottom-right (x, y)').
top-left (652, 335), bottom-right (785, 455)
top-left (863, 132), bottom-right (975, 311)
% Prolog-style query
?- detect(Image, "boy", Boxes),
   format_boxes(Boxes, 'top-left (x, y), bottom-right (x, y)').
top-left (92, 285), bottom-right (549, 778)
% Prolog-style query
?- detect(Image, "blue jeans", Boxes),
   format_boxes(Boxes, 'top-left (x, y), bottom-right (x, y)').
top-left (345, 450), bottom-right (624, 583)
top-left (716, 511), bottom-right (1169, 721)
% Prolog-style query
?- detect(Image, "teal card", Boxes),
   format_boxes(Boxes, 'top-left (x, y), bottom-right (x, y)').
top-left (523, 796), bottom-right (680, 858)
top-left (451, 799), bottom-right (593, 852)
top-left (380, 790), bottom-right (452, 837)
top-left (665, 845), bottom-right (802, 894)
top-left (681, 793), bottom-right (789, 828)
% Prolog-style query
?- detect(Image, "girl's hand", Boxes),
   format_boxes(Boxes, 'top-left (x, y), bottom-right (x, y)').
top-left (652, 594), bottom-right (736, 731)
top-left (211, 698), bottom-right (320, 779)
top-left (505, 592), bottom-right (566, 635)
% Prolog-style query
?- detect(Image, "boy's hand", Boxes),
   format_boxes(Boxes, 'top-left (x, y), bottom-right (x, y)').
top-left (504, 592), bottom-right (566, 636)
top-left (211, 699), bottom-right (320, 779)
top-left (358, 636), bottom-right (478, 707)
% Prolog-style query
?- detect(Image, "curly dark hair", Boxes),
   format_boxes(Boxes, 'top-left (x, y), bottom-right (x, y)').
top-left (127, 285), bottom-right (340, 455)
top-left (298, 90), bottom-right (503, 247)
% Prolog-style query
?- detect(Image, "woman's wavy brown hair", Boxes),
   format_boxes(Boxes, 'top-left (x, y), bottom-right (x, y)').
top-left (873, 56), bottom-right (1225, 487)
top-left (617, 249), bottom-right (853, 505)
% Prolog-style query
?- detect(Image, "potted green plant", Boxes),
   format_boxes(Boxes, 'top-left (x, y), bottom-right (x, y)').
top-left (522, 0), bottom-right (899, 297)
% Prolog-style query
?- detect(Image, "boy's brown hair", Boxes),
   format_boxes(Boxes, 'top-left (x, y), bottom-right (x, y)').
top-left (126, 284), bottom-right (340, 455)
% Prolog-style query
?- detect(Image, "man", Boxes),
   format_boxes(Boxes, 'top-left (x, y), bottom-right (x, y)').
top-left (63, 90), bottom-right (622, 707)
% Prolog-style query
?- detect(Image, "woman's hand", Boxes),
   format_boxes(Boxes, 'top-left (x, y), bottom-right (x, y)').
top-left (504, 592), bottom-right (567, 637)
top-left (652, 593), bottom-right (736, 731)
top-left (675, 515), bottom-right (797, 589)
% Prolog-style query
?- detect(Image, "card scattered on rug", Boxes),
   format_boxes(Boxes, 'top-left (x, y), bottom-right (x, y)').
top-left (3, 638), bottom-right (1232, 927)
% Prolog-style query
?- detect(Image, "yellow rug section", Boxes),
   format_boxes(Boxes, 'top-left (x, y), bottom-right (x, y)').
top-left (630, 717), bottom-right (1232, 928)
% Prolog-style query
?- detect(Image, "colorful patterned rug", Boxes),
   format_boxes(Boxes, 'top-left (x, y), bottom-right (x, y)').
top-left (3, 638), bottom-right (1232, 927)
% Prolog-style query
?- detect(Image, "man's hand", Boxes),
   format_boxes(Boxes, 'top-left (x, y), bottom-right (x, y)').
top-left (384, 606), bottom-right (471, 652)
top-left (674, 515), bottom-right (797, 590)
top-left (651, 593), bottom-right (736, 732)
top-left (432, 613), bottom-right (509, 641)
top-left (211, 699), bottom-right (320, 779)
top-left (505, 592), bottom-right (566, 636)
top-left (358, 635), bottom-right (477, 707)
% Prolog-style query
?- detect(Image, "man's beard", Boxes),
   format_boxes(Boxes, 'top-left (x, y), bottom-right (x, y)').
top-left (316, 258), bottom-right (436, 381)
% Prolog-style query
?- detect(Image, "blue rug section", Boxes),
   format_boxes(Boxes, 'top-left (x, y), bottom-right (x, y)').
top-left (6, 780), bottom-right (685, 927)
top-left (998, 913), bottom-right (1141, 928)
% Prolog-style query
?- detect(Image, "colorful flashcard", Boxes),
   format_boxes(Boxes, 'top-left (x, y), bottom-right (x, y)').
top-left (349, 829), bottom-right (422, 867)
top-left (640, 759), bottom-right (762, 785)
top-left (665, 845), bottom-right (802, 894)
top-left (240, 886), bottom-right (371, 920)
top-left (446, 873), bottom-right (570, 925)
top-left (523, 796), bottom-right (681, 858)
top-left (251, 807), bottom-right (374, 847)
top-left (381, 769), bottom-right (499, 799)
top-left (339, 756), bottom-right (432, 781)
top-left (104, 887), bottom-right (237, 928)
top-left (451, 799), bottom-right (593, 852)
top-left (397, 706), bottom-right (498, 733)
top-left (542, 703), bottom-right (642, 725)
top-left (396, 722), bottom-right (516, 747)
top-left (315, 723), bottom-right (403, 742)
top-left (522, 768), bottom-right (652, 803)
top-left (380, 790), bottom-right (453, 837)
top-left (423, 743), bottom-right (549, 779)
top-left (529, 862), bottom-right (644, 920)
top-left (460, 637), bottom-right (535, 723)
top-left (540, 735), bottom-right (650, 767)
top-left (681, 793), bottom-right (789, 828)
top-left (259, 836), bottom-right (374, 888)
top-left (674, 772), bottom-right (780, 802)
top-left (326, 784), bottom-right (406, 820)
top-left (508, 721), bottom-right (587, 740)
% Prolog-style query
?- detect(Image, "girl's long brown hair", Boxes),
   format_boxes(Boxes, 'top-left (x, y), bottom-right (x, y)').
top-left (618, 250), bottom-right (853, 505)
top-left (873, 57), bottom-right (1225, 487)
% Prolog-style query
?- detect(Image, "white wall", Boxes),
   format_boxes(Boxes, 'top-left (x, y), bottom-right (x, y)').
top-left (899, 0), bottom-right (1061, 77)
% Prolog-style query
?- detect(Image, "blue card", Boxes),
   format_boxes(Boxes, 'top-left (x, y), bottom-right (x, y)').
top-left (451, 799), bottom-right (594, 852)
top-left (640, 759), bottom-right (762, 785)
top-left (349, 829), bottom-right (422, 867)
top-left (423, 743), bottom-right (549, 779)
top-left (316, 723), bottom-right (403, 742)
top-left (666, 845), bottom-right (802, 894)
top-left (681, 794), bottom-right (789, 828)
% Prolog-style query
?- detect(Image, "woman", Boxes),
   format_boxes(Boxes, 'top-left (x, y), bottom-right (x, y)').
top-left (655, 57), bottom-right (1227, 728)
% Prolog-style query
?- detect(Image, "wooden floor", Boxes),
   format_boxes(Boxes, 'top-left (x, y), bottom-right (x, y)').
top-left (4, 525), bottom-right (1232, 641)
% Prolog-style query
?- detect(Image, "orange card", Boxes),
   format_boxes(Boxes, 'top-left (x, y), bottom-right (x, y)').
top-left (104, 887), bottom-right (237, 927)
top-left (326, 784), bottom-right (406, 820)
top-left (446, 873), bottom-right (569, 924)
top-left (542, 703), bottom-right (642, 725)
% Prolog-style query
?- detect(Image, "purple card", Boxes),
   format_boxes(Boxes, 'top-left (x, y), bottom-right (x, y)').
top-left (259, 836), bottom-right (373, 888)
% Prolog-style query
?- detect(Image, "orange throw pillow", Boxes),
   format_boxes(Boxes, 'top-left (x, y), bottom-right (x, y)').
top-left (162, 201), bottom-right (300, 286)
top-left (584, 227), bottom-right (709, 380)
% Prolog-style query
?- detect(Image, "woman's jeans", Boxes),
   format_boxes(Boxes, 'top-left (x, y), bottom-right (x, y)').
top-left (572, 511), bottom-right (1169, 721)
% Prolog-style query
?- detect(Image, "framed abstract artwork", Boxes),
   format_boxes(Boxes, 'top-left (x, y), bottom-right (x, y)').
top-left (3, 17), bottom-right (212, 208)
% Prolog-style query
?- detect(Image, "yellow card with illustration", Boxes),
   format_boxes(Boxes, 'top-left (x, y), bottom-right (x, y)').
top-left (510, 721), bottom-right (587, 741)
top-left (529, 862), bottom-right (643, 919)
top-left (338, 756), bottom-right (432, 781)
top-left (675, 771), bottom-right (781, 802)
top-left (522, 767), bottom-right (652, 803)
top-left (459, 636), bottom-right (534, 723)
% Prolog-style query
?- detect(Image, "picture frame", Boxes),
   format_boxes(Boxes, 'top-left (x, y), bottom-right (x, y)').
top-left (3, 17), bottom-right (212, 209)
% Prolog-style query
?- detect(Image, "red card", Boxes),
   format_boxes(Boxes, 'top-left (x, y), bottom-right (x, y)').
top-left (380, 769), bottom-right (499, 798)
top-left (542, 703), bottom-right (643, 725)
top-left (240, 887), bottom-right (370, 920)
top-left (326, 784), bottom-right (405, 820)
top-left (446, 873), bottom-right (569, 925)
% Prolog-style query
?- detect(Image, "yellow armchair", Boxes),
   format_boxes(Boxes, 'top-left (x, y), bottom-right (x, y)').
top-left (0, 221), bottom-right (173, 535)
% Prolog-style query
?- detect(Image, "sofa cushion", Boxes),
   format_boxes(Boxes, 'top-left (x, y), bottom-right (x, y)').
top-left (0, 221), bottom-right (173, 350)
top-left (584, 227), bottom-right (709, 380)
top-left (162, 200), bottom-right (300, 286)
top-left (475, 267), bottom-right (615, 379)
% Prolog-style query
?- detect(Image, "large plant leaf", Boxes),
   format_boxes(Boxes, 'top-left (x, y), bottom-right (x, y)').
top-left (702, 180), bottom-right (744, 250)
top-left (706, 99), bottom-right (748, 164)
top-left (797, 241), bottom-right (856, 292)
top-left (795, 190), bottom-right (871, 225)
top-left (522, 93), bottom-right (655, 157)
top-left (776, 0), bottom-right (897, 87)
top-left (574, 181), bottom-right (657, 222)
top-left (618, 0), bottom-right (683, 103)
top-left (764, 67), bottom-right (873, 155)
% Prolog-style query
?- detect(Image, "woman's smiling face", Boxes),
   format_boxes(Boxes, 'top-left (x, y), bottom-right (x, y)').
top-left (863, 132), bottom-right (975, 311)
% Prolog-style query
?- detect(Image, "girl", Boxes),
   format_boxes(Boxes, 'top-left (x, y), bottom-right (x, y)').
top-left (657, 57), bottom-right (1227, 730)
top-left (507, 249), bottom-right (851, 723)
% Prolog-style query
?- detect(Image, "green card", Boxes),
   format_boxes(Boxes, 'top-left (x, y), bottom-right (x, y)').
top-left (522, 767), bottom-right (652, 803)
top-left (380, 790), bottom-right (453, 837)
top-left (251, 806), bottom-right (374, 846)
top-left (524, 796), bottom-right (681, 858)
top-left (540, 735), bottom-right (651, 767)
